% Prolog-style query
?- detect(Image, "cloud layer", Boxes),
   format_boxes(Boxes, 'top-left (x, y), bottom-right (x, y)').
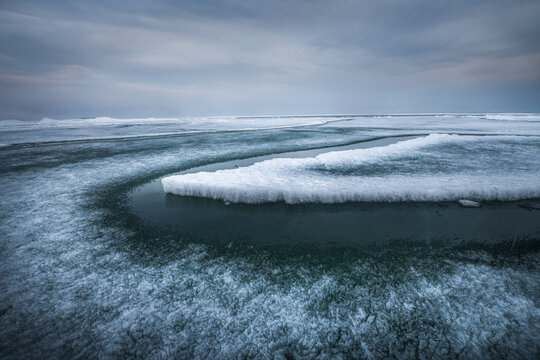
top-left (1, 0), bottom-right (539, 119)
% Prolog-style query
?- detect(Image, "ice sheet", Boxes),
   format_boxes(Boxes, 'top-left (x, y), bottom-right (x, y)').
top-left (2, 115), bottom-right (539, 358)
top-left (163, 134), bottom-right (540, 203)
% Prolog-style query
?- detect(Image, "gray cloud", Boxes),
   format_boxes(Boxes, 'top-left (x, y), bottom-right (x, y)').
top-left (1, 0), bottom-right (539, 120)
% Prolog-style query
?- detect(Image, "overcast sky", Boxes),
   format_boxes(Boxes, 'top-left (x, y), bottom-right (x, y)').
top-left (1, 0), bottom-right (539, 120)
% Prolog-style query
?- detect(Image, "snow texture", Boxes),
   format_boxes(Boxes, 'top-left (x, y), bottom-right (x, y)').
top-left (1, 114), bottom-right (539, 358)
top-left (163, 134), bottom-right (540, 204)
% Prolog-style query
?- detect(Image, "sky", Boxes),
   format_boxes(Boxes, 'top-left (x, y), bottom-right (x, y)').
top-left (0, 0), bottom-right (539, 120)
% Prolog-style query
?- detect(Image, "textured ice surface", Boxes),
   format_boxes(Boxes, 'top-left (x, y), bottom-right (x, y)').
top-left (3, 115), bottom-right (345, 129)
top-left (1, 114), bottom-right (539, 358)
top-left (485, 113), bottom-right (540, 121)
top-left (322, 113), bottom-right (540, 137)
top-left (2, 113), bottom-right (540, 146)
top-left (0, 115), bottom-right (348, 146)
top-left (163, 134), bottom-right (540, 203)
top-left (34, 115), bottom-right (343, 129)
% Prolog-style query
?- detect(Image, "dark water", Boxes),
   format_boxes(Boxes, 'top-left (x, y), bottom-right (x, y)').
top-left (132, 179), bottom-right (540, 251)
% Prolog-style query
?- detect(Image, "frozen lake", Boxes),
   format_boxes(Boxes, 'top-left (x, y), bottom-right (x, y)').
top-left (1, 114), bottom-right (539, 358)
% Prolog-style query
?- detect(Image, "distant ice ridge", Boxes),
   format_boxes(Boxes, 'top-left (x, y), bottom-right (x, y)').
top-left (3, 113), bottom-right (540, 147)
top-left (485, 113), bottom-right (540, 122)
top-left (0, 115), bottom-right (352, 147)
top-left (162, 134), bottom-right (540, 204)
top-left (0, 115), bottom-right (346, 130)
top-left (320, 114), bottom-right (540, 136)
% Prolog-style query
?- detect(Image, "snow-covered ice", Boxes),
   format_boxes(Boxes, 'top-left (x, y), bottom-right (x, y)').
top-left (163, 134), bottom-right (540, 204)
top-left (1, 113), bottom-right (539, 358)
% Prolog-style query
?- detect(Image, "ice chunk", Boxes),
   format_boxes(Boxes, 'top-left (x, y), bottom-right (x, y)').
top-left (458, 199), bottom-right (481, 208)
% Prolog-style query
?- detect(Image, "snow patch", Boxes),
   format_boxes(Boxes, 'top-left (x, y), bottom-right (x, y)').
top-left (162, 134), bottom-right (540, 204)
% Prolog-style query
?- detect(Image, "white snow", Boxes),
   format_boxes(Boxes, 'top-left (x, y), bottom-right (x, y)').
top-left (162, 134), bottom-right (540, 204)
